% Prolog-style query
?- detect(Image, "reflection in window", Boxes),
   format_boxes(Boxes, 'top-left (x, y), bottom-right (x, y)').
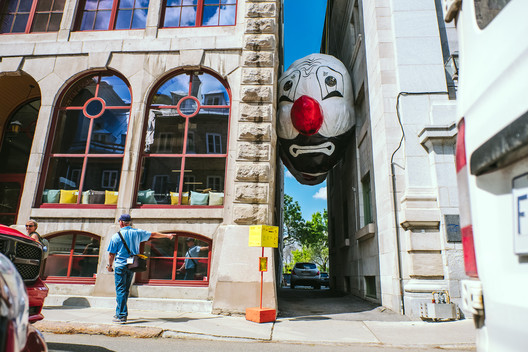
top-left (0, 0), bottom-right (65, 34)
top-left (41, 72), bottom-right (130, 206)
top-left (76, 0), bottom-right (149, 31)
top-left (138, 71), bottom-right (229, 206)
top-left (136, 233), bottom-right (211, 284)
top-left (44, 233), bottom-right (100, 283)
top-left (162, 0), bottom-right (236, 28)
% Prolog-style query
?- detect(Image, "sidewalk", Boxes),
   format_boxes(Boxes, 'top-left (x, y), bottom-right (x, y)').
top-left (35, 302), bottom-right (477, 349)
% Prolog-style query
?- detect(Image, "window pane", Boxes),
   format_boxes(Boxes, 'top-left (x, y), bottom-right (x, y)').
top-left (191, 110), bottom-right (228, 154)
top-left (147, 237), bottom-right (174, 257)
top-left (61, 76), bottom-right (99, 107)
top-left (147, 258), bottom-right (173, 279)
top-left (43, 158), bottom-right (83, 193)
top-left (80, 12), bottom-right (95, 31)
top-left (137, 0), bottom-right (149, 7)
top-left (153, 75), bottom-right (189, 105)
top-left (191, 73), bottom-right (229, 105)
top-left (115, 9), bottom-right (132, 29)
top-left (183, 157), bottom-right (225, 192)
top-left (204, 0), bottom-right (219, 4)
top-left (182, 0), bottom-right (197, 4)
top-left (100, 75), bottom-right (131, 105)
top-left (53, 0), bottom-right (66, 11)
top-left (0, 182), bottom-right (21, 221)
top-left (7, 0), bottom-right (18, 12)
top-left (180, 6), bottom-right (196, 26)
top-left (48, 12), bottom-right (62, 31)
top-left (177, 236), bottom-right (209, 280)
top-left (52, 110), bottom-right (90, 154)
top-left (0, 100), bottom-right (40, 173)
top-left (166, 0), bottom-right (181, 5)
top-left (163, 7), bottom-right (180, 27)
top-left (98, 0), bottom-right (113, 10)
top-left (138, 157), bottom-right (182, 204)
top-left (73, 235), bottom-right (100, 255)
top-left (219, 4), bottom-right (235, 25)
top-left (37, 0), bottom-right (53, 12)
top-left (202, 6), bottom-right (218, 26)
top-left (89, 110), bottom-right (129, 154)
top-left (144, 111), bottom-right (185, 154)
top-left (84, 0), bottom-right (98, 10)
top-left (119, 0), bottom-right (135, 8)
top-left (18, 0), bottom-right (32, 12)
top-left (131, 8), bottom-right (147, 28)
top-left (31, 13), bottom-right (49, 32)
top-left (0, 15), bottom-right (15, 33)
top-left (72, 256), bottom-right (98, 277)
top-left (84, 158), bottom-right (122, 191)
top-left (12, 13), bottom-right (28, 32)
top-left (94, 10), bottom-right (111, 30)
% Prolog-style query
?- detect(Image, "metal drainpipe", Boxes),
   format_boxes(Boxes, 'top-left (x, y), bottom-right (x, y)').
top-left (391, 91), bottom-right (449, 316)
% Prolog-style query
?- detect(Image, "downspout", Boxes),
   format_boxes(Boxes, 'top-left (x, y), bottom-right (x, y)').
top-left (391, 91), bottom-right (449, 316)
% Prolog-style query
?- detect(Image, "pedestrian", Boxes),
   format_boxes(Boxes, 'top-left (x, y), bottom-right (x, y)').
top-left (25, 220), bottom-right (49, 256)
top-left (106, 214), bottom-right (175, 324)
top-left (177, 237), bottom-right (209, 280)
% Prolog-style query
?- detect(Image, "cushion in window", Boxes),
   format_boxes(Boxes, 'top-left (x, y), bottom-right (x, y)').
top-left (208, 192), bottom-right (224, 206)
top-left (170, 192), bottom-right (189, 205)
top-left (137, 189), bottom-right (157, 204)
top-left (105, 191), bottom-right (119, 205)
top-left (59, 190), bottom-right (79, 204)
top-left (81, 190), bottom-right (105, 204)
top-left (44, 189), bottom-right (60, 203)
top-left (190, 191), bottom-right (209, 205)
top-left (81, 191), bottom-right (90, 204)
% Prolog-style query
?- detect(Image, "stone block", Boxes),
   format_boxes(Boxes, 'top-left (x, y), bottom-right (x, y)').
top-left (236, 164), bottom-right (270, 182)
top-left (235, 183), bottom-right (269, 203)
top-left (405, 230), bottom-right (441, 251)
top-left (246, 18), bottom-right (276, 34)
top-left (238, 123), bottom-right (271, 142)
top-left (179, 49), bottom-right (205, 66)
top-left (237, 142), bottom-right (270, 161)
top-left (242, 51), bottom-right (275, 67)
top-left (240, 103), bottom-right (272, 122)
top-left (246, 3), bottom-right (277, 18)
top-left (0, 56), bottom-right (24, 72)
top-left (241, 85), bottom-right (273, 102)
top-left (244, 34), bottom-right (276, 51)
top-left (233, 204), bottom-right (268, 224)
top-left (242, 68), bottom-right (273, 84)
top-left (407, 252), bottom-right (444, 278)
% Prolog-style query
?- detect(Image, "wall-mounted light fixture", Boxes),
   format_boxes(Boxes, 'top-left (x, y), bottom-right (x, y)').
top-left (445, 51), bottom-right (459, 81)
top-left (8, 120), bottom-right (22, 134)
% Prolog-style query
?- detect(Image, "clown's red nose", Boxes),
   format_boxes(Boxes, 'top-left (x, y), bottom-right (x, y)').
top-left (290, 95), bottom-right (324, 136)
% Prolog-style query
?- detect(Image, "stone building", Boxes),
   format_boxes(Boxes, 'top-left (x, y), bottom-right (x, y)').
top-left (323, 0), bottom-right (463, 317)
top-left (0, 0), bottom-right (282, 314)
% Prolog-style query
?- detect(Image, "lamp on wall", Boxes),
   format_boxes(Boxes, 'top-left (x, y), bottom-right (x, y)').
top-left (8, 120), bottom-right (22, 134)
top-left (445, 51), bottom-right (459, 81)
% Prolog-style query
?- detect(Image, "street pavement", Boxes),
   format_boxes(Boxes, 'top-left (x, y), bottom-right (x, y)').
top-left (36, 290), bottom-right (476, 350)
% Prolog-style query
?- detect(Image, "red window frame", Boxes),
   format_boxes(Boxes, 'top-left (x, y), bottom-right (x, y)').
top-left (136, 69), bottom-right (231, 208)
top-left (0, 0), bottom-right (65, 34)
top-left (44, 232), bottom-right (101, 284)
top-left (135, 233), bottom-right (211, 286)
top-left (39, 71), bottom-right (132, 208)
top-left (74, 0), bottom-right (150, 31)
top-left (161, 0), bottom-right (237, 28)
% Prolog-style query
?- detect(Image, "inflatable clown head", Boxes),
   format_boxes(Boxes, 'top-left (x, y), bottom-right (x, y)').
top-left (277, 54), bottom-right (355, 185)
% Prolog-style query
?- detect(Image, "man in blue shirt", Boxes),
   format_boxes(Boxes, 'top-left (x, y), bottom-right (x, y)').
top-left (107, 214), bottom-right (174, 323)
top-left (177, 237), bottom-right (209, 280)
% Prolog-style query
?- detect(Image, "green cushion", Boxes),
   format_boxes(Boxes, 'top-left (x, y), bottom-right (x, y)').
top-left (137, 189), bottom-right (157, 204)
top-left (190, 191), bottom-right (209, 205)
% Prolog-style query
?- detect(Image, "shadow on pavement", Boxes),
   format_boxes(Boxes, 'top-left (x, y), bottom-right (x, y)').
top-left (278, 287), bottom-right (409, 322)
top-left (47, 342), bottom-right (115, 352)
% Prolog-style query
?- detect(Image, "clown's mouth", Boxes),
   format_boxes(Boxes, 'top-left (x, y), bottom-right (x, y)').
top-left (289, 142), bottom-right (335, 157)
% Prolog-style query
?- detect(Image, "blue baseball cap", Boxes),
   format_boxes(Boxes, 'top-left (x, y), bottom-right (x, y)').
top-left (118, 214), bottom-right (131, 222)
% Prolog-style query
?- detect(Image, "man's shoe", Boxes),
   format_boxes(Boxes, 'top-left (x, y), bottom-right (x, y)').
top-left (112, 316), bottom-right (127, 324)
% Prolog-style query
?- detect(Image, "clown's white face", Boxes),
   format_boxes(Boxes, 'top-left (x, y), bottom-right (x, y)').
top-left (277, 54), bottom-right (355, 185)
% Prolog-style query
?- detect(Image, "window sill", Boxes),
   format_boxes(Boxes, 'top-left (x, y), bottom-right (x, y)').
top-left (31, 206), bottom-right (116, 219)
top-left (130, 207), bottom-right (224, 220)
top-left (355, 223), bottom-right (376, 241)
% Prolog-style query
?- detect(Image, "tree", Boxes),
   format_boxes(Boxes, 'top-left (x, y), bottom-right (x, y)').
top-left (283, 194), bottom-right (307, 245)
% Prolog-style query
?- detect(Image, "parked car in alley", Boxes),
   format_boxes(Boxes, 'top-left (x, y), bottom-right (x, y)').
top-left (290, 262), bottom-right (320, 289)
top-left (0, 252), bottom-right (47, 351)
top-left (0, 225), bottom-right (49, 323)
top-left (447, 0), bottom-right (528, 351)
top-left (319, 272), bottom-right (329, 288)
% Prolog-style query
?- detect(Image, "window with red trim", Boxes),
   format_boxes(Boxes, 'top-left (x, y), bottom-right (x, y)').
top-left (0, 0), bottom-right (65, 33)
top-left (40, 72), bottom-right (131, 207)
top-left (162, 0), bottom-right (236, 28)
top-left (135, 233), bottom-right (211, 285)
top-left (136, 71), bottom-right (229, 207)
top-left (75, 0), bottom-right (149, 31)
top-left (44, 232), bottom-right (100, 284)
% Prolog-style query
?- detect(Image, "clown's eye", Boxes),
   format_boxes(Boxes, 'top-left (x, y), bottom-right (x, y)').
top-left (278, 70), bottom-right (300, 104)
top-left (325, 76), bottom-right (337, 87)
top-left (284, 80), bottom-right (293, 91)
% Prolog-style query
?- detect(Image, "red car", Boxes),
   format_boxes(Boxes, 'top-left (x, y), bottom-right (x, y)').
top-left (0, 224), bottom-right (49, 323)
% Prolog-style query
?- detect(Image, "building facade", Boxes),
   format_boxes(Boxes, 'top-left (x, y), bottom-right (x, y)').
top-left (0, 0), bottom-right (282, 314)
top-left (324, 0), bottom-right (463, 317)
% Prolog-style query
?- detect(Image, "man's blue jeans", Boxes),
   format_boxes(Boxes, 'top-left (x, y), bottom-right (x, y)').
top-left (114, 265), bottom-right (134, 319)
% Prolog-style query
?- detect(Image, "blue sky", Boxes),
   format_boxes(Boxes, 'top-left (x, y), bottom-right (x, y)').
top-left (283, 0), bottom-right (328, 221)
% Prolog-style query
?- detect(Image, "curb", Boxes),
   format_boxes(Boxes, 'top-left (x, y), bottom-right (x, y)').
top-left (35, 321), bottom-right (163, 339)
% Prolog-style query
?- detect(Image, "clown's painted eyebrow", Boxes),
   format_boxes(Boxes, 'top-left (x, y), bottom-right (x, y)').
top-left (296, 58), bottom-right (324, 77)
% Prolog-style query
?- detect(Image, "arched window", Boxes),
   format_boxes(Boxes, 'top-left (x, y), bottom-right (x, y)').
top-left (136, 233), bottom-right (211, 286)
top-left (40, 72), bottom-right (131, 207)
top-left (0, 99), bottom-right (39, 224)
top-left (136, 70), bottom-right (229, 207)
top-left (44, 232), bottom-right (101, 284)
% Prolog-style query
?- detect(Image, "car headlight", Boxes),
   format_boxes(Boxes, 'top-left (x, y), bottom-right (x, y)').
top-left (0, 253), bottom-right (29, 351)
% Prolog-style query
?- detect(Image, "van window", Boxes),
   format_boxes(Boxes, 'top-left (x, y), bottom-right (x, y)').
top-left (474, 0), bottom-right (511, 29)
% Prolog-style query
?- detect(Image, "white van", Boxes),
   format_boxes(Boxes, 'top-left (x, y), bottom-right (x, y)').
top-left (447, 0), bottom-right (528, 351)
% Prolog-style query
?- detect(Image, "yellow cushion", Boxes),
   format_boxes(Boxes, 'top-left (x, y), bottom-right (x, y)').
top-left (105, 191), bottom-right (119, 205)
top-left (59, 190), bottom-right (78, 204)
top-left (170, 191), bottom-right (189, 205)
